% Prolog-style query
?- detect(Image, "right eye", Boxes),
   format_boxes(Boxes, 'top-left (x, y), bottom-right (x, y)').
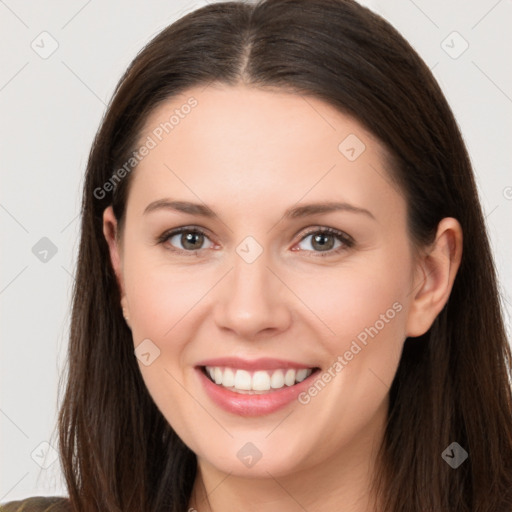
top-left (157, 227), bottom-right (215, 255)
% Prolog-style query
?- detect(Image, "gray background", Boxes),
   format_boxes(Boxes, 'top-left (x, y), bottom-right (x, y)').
top-left (1, 0), bottom-right (511, 502)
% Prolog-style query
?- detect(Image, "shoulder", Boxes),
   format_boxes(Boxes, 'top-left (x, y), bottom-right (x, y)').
top-left (0, 496), bottom-right (71, 512)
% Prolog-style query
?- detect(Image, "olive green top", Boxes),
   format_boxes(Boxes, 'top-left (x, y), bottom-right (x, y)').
top-left (0, 497), bottom-right (71, 512)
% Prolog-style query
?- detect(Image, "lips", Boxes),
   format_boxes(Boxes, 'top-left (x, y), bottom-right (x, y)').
top-left (195, 357), bottom-right (321, 416)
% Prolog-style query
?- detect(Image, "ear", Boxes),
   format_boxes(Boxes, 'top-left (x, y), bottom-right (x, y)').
top-left (103, 206), bottom-right (130, 326)
top-left (405, 217), bottom-right (463, 337)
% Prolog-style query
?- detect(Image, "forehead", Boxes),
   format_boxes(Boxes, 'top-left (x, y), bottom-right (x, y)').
top-left (127, 84), bottom-right (403, 222)
top-left (138, 83), bottom-right (379, 161)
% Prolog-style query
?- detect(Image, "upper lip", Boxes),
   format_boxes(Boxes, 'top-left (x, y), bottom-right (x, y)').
top-left (196, 357), bottom-right (318, 371)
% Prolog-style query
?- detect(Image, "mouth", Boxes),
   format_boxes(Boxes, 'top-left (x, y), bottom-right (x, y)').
top-left (194, 359), bottom-right (322, 416)
top-left (200, 365), bottom-right (320, 394)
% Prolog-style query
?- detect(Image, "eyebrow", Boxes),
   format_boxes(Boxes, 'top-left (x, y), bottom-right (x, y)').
top-left (143, 199), bottom-right (375, 220)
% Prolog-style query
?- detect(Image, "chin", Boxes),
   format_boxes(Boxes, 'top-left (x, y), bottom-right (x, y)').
top-left (193, 436), bottom-right (313, 479)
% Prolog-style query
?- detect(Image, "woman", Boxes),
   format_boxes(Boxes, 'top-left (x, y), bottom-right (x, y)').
top-left (3, 0), bottom-right (512, 510)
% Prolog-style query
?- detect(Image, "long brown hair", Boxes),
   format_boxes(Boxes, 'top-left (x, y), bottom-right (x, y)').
top-left (56, 0), bottom-right (512, 510)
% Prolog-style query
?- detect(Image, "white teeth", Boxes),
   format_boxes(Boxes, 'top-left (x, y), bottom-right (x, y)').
top-left (234, 369), bottom-right (252, 390)
top-left (270, 370), bottom-right (285, 389)
top-left (252, 370), bottom-right (271, 391)
top-left (204, 366), bottom-right (314, 392)
top-left (223, 367), bottom-right (235, 387)
top-left (296, 368), bottom-right (309, 382)
top-left (284, 369), bottom-right (295, 386)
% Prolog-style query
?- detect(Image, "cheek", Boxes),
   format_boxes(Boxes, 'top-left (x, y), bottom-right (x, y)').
top-left (282, 260), bottom-right (409, 459)
top-left (123, 250), bottom-right (210, 343)
top-left (298, 257), bottom-right (410, 354)
top-left (121, 249), bottom-right (205, 435)
top-left (291, 249), bottom-right (411, 420)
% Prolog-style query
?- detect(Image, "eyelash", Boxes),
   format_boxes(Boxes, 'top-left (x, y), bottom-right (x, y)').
top-left (156, 226), bottom-right (355, 258)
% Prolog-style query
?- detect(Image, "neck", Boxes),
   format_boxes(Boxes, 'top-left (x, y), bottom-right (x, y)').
top-left (188, 398), bottom-right (389, 512)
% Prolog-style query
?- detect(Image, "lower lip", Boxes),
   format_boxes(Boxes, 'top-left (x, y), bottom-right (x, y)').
top-left (196, 367), bottom-right (319, 417)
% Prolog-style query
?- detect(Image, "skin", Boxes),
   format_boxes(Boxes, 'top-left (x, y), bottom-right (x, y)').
top-left (103, 84), bottom-right (462, 512)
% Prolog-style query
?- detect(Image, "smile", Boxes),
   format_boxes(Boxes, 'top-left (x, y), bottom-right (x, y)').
top-left (195, 358), bottom-right (321, 416)
top-left (203, 366), bottom-right (315, 394)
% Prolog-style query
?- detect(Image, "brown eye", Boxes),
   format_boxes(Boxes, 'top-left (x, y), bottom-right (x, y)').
top-left (158, 227), bottom-right (214, 254)
top-left (295, 228), bottom-right (354, 257)
top-left (177, 231), bottom-right (205, 250)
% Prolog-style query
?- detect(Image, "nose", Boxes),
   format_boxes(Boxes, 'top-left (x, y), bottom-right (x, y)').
top-left (212, 249), bottom-right (292, 341)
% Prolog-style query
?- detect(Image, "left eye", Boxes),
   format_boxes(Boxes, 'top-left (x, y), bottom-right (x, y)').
top-left (295, 228), bottom-right (350, 254)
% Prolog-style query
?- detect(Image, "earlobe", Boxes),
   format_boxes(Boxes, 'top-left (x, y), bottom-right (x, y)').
top-left (121, 297), bottom-right (131, 329)
top-left (405, 217), bottom-right (463, 337)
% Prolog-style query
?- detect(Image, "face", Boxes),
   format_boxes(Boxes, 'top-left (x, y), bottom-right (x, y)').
top-left (103, 84), bottom-right (431, 479)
